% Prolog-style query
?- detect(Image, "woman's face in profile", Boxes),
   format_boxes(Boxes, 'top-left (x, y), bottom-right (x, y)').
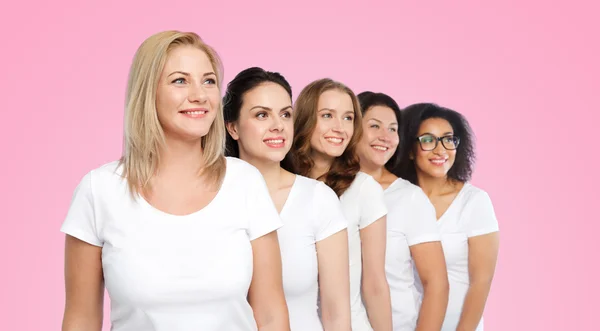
top-left (309, 89), bottom-right (355, 160)
top-left (155, 45), bottom-right (221, 141)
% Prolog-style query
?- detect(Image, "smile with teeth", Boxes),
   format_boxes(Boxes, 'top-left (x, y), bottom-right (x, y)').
top-left (325, 137), bottom-right (343, 144)
top-left (372, 145), bottom-right (388, 151)
top-left (264, 139), bottom-right (284, 144)
top-left (430, 158), bottom-right (447, 165)
top-left (181, 110), bottom-right (207, 115)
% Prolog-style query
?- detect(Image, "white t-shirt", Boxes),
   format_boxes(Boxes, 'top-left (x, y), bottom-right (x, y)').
top-left (415, 183), bottom-right (499, 331)
top-left (384, 178), bottom-right (441, 331)
top-left (278, 175), bottom-right (347, 331)
top-left (60, 157), bottom-right (283, 331)
top-left (338, 172), bottom-right (388, 331)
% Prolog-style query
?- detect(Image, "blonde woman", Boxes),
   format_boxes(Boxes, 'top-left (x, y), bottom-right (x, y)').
top-left (60, 31), bottom-right (290, 331)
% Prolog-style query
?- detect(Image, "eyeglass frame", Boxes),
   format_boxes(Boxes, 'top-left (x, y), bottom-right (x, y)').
top-left (415, 134), bottom-right (460, 151)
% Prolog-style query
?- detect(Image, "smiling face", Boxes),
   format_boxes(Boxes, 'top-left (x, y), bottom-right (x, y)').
top-left (309, 89), bottom-right (355, 162)
top-left (155, 45), bottom-right (221, 142)
top-left (357, 105), bottom-right (399, 169)
top-left (413, 117), bottom-right (458, 179)
top-left (226, 82), bottom-right (293, 164)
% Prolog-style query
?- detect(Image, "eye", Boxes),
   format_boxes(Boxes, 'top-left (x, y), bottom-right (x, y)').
top-left (322, 113), bottom-right (332, 119)
top-left (256, 112), bottom-right (267, 119)
top-left (344, 115), bottom-right (354, 121)
top-left (172, 77), bottom-right (186, 84)
top-left (203, 77), bottom-right (217, 85)
top-left (370, 124), bottom-right (380, 129)
top-left (389, 128), bottom-right (397, 132)
top-left (281, 111), bottom-right (292, 118)
top-left (421, 135), bottom-right (434, 143)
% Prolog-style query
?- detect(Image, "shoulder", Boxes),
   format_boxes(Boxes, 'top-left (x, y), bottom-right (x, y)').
top-left (85, 160), bottom-right (125, 187)
top-left (461, 183), bottom-right (493, 205)
top-left (224, 157), bottom-right (263, 181)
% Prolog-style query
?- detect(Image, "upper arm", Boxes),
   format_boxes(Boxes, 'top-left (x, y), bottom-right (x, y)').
top-left (360, 216), bottom-right (388, 282)
top-left (464, 190), bottom-right (500, 284)
top-left (410, 242), bottom-right (448, 285)
top-left (248, 231), bottom-right (288, 327)
top-left (63, 235), bottom-right (104, 331)
top-left (467, 232), bottom-right (500, 284)
top-left (316, 229), bottom-right (350, 310)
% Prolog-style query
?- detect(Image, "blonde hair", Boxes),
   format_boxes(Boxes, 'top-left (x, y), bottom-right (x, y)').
top-left (120, 30), bottom-right (226, 196)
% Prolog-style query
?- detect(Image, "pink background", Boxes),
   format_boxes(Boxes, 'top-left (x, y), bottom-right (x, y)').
top-left (1, 0), bottom-right (597, 330)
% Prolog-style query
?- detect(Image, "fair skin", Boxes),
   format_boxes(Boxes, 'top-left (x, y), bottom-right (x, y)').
top-left (413, 117), bottom-right (500, 331)
top-left (63, 46), bottom-right (289, 331)
top-left (357, 105), bottom-right (449, 331)
top-left (309, 89), bottom-right (392, 331)
top-left (227, 82), bottom-right (351, 331)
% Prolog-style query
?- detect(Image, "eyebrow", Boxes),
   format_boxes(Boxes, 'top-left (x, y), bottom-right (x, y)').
top-left (367, 118), bottom-right (398, 125)
top-left (421, 131), bottom-right (454, 135)
top-left (168, 71), bottom-right (216, 77)
top-left (250, 105), bottom-right (293, 112)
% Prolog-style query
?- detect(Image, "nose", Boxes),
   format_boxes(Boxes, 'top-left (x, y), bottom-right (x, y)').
top-left (331, 117), bottom-right (344, 133)
top-left (432, 138), bottom-right (447, 155)
top-left (270, 115), bottom-right (284, 132)
top-left (188, 82), bottom-right (208, 103)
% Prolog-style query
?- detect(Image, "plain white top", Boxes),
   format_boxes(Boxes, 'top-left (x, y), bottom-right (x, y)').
top-left (60, 157), bottom-right (283, 331)
top-left (339, 172), bottom-right (388, 331)
top-left (415, 183), bottom-right (499, 331)
top-left (278, 175), bottom-right (347, 331)
top-left (384, 178), bottom-right (441, 331)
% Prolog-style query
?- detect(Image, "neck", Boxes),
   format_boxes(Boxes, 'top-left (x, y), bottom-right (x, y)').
top-left (416, 170), bottom-right (454, 197)
top-left (360, 160), bottom-right (385, 182)
top-left (157, 134), bottom-right (204, 178)
top-left (309, 153), bottom-right (333, 180)
top-left (241, 155), bottom-right (284, 191)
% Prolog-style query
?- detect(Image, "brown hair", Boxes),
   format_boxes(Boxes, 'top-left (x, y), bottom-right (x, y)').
top-left (283, 78), bottom-right (363, 196)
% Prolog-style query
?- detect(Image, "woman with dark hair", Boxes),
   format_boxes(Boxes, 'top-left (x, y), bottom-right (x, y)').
top-left (224, 68), bottom-right (351, 331)
top-left (356, 92), bottom-right (449, 331)
top-left (285, 79), bottom-right (392, 331)
top-left (396, 103), bottom-right (500, 331)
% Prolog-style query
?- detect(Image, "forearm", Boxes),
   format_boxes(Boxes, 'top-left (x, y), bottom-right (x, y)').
top-left (456, 282), bottom-right (492, 331)
top-left (256, 305), bottom-right (290, 331)
top-left (321, 304), bottom-right (351, 331)
top-left (62, 308), bottom-right (103, 331)
top-left (415, 279), bottom-right (449, 331)
top-left (362, 281), bottom-right (393, 331)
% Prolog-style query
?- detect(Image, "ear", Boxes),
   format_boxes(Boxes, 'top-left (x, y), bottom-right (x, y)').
top-left (226, 122), bottom-right (240, 140)
top-left (409, 149), bottom-right (414, 160)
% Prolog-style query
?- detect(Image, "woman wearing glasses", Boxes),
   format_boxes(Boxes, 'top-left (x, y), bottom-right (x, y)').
top-left (396, 103), bottom-right (500, 331)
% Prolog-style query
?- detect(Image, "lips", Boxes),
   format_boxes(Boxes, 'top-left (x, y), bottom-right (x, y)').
top-left (430, 158), bottom-right (447, 166)
top-left (325, 137), bottom-right (344, 145)
top-left (264, 137), bottom-right (285, 148)
top-left (179, 108), bottom-right (208, 118)
top-left (371, 145), bottom-right (389, 152)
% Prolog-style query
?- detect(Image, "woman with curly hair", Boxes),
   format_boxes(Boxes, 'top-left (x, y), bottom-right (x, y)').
top-left (284, 79), bottom-right (392, 331)
top-left (396, 103), bottom-right (500, 331)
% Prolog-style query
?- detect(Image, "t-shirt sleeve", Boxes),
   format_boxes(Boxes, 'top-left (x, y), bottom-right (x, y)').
top-left (463, 190), bottom-right (500, 237)
top-left (313, 182), bottom-right (348, 242)
top-left (245, 167), bottom-right (284, 241)
top-left (60, 171), bottom-right (103, 247)
top-left (405, 188), bottom-right (441, 246)
top-left (358, 175), bottom-right (388, 229)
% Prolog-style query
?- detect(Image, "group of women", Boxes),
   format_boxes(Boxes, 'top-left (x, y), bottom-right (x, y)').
top-left (60, 30), bottom-right (500, 331)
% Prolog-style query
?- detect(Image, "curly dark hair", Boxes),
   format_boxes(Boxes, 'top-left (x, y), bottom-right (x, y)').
top-left (357, 91), bottom-right (403, 173)
top-left (395, 103), bottom-right (475, 185)
top-left (282, 78), bottom-right (362, 197)
top-left (222, 67), bottom-right (292, 157)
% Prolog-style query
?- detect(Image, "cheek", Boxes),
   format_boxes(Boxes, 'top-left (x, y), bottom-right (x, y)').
top-left (239, 121), bottom-right (264, 142)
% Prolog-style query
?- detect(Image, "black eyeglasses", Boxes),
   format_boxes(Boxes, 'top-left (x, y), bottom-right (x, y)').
top-left (415, 134), bottom-right (460, 151)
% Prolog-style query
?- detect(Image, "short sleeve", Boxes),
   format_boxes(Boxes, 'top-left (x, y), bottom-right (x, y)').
top-left (245, 167), bottom-right (284, 241)
top-left (60, 172), bottom-right (103, 247)
top-left (405, 189), bottom-right (441, 246)
top-left (313, 182), bottom-right (348, 242)
top-left (358, 175), bottom-right (388, 229)
top-left (464, 190), bottom-right (499, 238)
